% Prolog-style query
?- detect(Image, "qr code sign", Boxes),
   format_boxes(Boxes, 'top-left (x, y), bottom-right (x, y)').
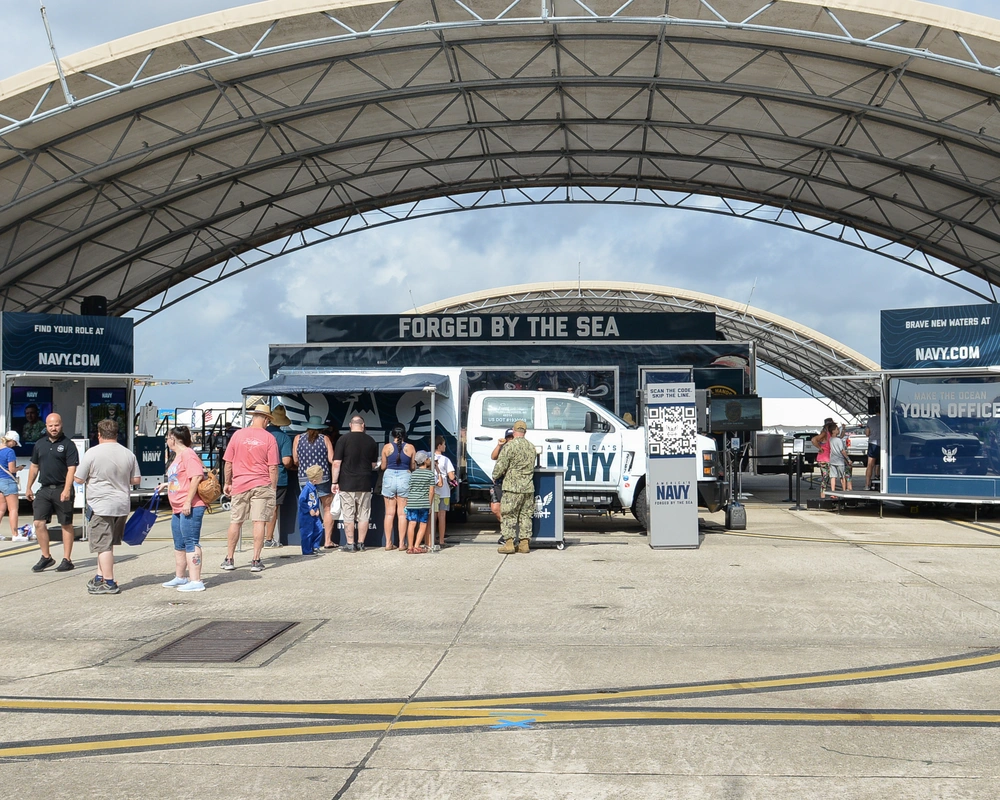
top-left (647, 405), bottom-right (697, 456)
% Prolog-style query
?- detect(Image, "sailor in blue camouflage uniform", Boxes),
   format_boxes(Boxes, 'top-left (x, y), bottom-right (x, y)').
top-left (492, 419), bottom-right (536, 554)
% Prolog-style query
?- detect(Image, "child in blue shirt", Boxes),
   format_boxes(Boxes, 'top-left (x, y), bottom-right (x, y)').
top-left (297, 465), bottom-right (324, 556)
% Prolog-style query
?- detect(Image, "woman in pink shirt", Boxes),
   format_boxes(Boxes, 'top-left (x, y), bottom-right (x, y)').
top-left (811, 420), bottom-right (836, 499)
top-left (158, 426), bottom-right (208, 592)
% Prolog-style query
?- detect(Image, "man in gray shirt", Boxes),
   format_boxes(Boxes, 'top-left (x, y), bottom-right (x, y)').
top-left (74, 419), bottom-right (140, 594)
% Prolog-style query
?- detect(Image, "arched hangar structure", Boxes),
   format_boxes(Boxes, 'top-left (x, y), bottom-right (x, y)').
top-left (2, 0), bottom-right (1000, 326)
top-left (410, 280), bottom-right (880, 414)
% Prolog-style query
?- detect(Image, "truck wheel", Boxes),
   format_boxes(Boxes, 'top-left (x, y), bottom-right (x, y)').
top-left (632, 486), bottom-right (649, 531)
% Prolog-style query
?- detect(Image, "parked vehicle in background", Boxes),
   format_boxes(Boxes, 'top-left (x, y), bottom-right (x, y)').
top-left (784, 431), bottom-right (820, 466)
top-left (842, 425), bottom-right (869, 465)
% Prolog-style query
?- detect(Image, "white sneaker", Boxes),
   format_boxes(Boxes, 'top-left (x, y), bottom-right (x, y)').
top-left (11, 534), bottom-right (28, 542)
top-left (177, 581), bottom-right (205, 592)
top-left (162, 576), bottom-right (189, 588)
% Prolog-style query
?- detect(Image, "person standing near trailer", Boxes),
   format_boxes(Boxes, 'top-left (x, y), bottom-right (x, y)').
top-left (297, 465), bottom-right (325, 556)
top-left (160, 426), bottom-right (208, 592)
top-left (0, 431), bottom-right (22, 539)
top-left (433, 436), bottom-right (456, 547)
top-left (492, 420), bottom-right (536, 554)
top-left (331, 415), bottom-right (378, 552)
top-left (828, 424), bottom-right (850, 495)
top-left (221, 405), bottom-right (279, 573)
top-left (264, 405), bottom-right (294, 548)
top-left (75, 420), bottom-right (140, 594)
top-left (381, 425), bottom-right (416, 551)
top-left (26, 413), bottom-right (79, 573)
top-left (865, 414), bottom-right (881, 491)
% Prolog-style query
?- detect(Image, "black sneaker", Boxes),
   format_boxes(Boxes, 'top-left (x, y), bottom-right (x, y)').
top-left (55, 558), bottom-right (74, 572)
top-left (342, 543), bottom-right (355, 552)
top-left (356, 543), bottom-right (366, 552)
top-left (31, 555), bottom-right (55, 573)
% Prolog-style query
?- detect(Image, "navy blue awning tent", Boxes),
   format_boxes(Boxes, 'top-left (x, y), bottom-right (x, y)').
top-left (241, 372), bottom-right (450, 398)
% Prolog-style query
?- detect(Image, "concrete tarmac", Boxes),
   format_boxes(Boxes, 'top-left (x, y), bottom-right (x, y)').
top-left (2, 475), bottom-right (1000, 798)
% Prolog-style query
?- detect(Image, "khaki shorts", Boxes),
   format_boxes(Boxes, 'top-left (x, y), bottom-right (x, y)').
top-left (231, 485), bottom-right (276, 524)
top-left (89, 514), bottom-right (125, 554)
top-left (339, 491), bottom-right (371, 523)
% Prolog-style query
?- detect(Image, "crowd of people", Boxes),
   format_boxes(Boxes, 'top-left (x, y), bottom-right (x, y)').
top-left (20, 402), bottom-right (524, 594)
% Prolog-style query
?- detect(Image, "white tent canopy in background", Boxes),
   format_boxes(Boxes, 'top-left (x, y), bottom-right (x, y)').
top-left (762, 398), bottom-right (856, 431)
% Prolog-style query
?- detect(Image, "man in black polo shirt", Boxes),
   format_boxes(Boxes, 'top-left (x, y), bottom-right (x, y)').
top-left (25, 413), bottom-right (79, 572)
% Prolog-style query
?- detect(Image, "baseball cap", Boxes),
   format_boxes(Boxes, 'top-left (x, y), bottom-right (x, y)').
top-left (2, 430), bottom-right (19, 445)
top-left (414, 451), bottom-right (429, 466)
top-left (504, 428), bottom-right (514, 439)
top-left (513, 420), bottom-right (527, 432)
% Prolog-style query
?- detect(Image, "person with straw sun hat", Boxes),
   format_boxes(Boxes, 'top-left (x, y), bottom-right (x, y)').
top-left (221, 404), bottom-right (279, 573)
top-left (264, 405), bottom-right (294, 548)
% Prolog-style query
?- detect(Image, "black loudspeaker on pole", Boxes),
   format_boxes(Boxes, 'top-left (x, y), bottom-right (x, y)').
top-left (80, 295), bottom-right (108, 316)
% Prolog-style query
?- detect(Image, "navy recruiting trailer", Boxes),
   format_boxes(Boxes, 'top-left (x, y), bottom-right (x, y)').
top-left (1, 312), bottom-right (134, 373)
top-left (880, 301), bottom-right (1000, 497)
top-left (881, 303), bottom-right (999, 370)
top-left (886, 375), bottom-right (1000, 496)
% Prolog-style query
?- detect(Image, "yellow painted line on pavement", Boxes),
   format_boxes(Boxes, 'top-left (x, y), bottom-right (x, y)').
top-left (0, 543), bottom-right (39, 558)
top-left (6, 706), bottom-right (1000, 759)
top-left (718, 530), bottom-right (1000, 548)
top-left (5, 650), bottom-right (1000, 719)
top-left (409, 650), bottom-right (1000, 709)
top-left (0, 698), bottom-right (406, 716)
top-left (949, 519), bottom-right (1000, 539)
top-left (0, 720), bottom-right (392, 759)
top-left (414, 708), bottom-right (1000, 726)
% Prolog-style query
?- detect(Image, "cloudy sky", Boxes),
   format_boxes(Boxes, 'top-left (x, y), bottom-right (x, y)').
top-left (1, 0), bottom-right (997, 409)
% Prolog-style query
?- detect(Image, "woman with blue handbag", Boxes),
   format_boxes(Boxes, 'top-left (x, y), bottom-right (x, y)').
top-left (158, 427), bottom-right (207, 592)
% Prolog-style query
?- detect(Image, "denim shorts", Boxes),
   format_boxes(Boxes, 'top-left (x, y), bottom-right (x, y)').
top-left (171, 505), bottom-right (206, 553)
top-left (0, 477), bottom-right (18, 497)
top-left (405, 507), bottom-right (429, 523)
top-left (382, 469), bottom-right (410, 499)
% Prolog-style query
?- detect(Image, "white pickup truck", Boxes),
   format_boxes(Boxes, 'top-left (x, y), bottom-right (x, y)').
top-left (465, 390), bottom-right (726, 528)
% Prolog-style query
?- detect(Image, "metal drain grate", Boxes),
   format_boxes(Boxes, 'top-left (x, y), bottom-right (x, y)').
top-left (141, 621), bottom-right (297, 663)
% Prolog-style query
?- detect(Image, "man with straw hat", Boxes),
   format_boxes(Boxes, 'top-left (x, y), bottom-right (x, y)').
top-left (221, 404), bottom-right (279, 573)
top-left (263, 405), bottom-right (294, 548)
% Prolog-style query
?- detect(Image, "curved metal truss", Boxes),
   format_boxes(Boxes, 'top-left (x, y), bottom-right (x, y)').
top-left (410, 280), bottom-right (880, 414)
top-left (2, 0), bottom-right (1000, 316)
top-left (130, 185), bottom-right (988, 322)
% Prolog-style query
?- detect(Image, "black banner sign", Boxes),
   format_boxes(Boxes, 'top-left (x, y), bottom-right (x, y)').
top-left (2, 312), bottom-right (134, 373)
top-left (307, 312), bottom-right (716, 344)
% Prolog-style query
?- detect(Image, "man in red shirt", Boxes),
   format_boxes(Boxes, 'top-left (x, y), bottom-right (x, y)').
top-left (222, 405), bottom-right (279, 572)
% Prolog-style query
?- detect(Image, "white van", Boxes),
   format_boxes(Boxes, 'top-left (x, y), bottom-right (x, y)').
top-left (466, 390), bottom-right (725, 528)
